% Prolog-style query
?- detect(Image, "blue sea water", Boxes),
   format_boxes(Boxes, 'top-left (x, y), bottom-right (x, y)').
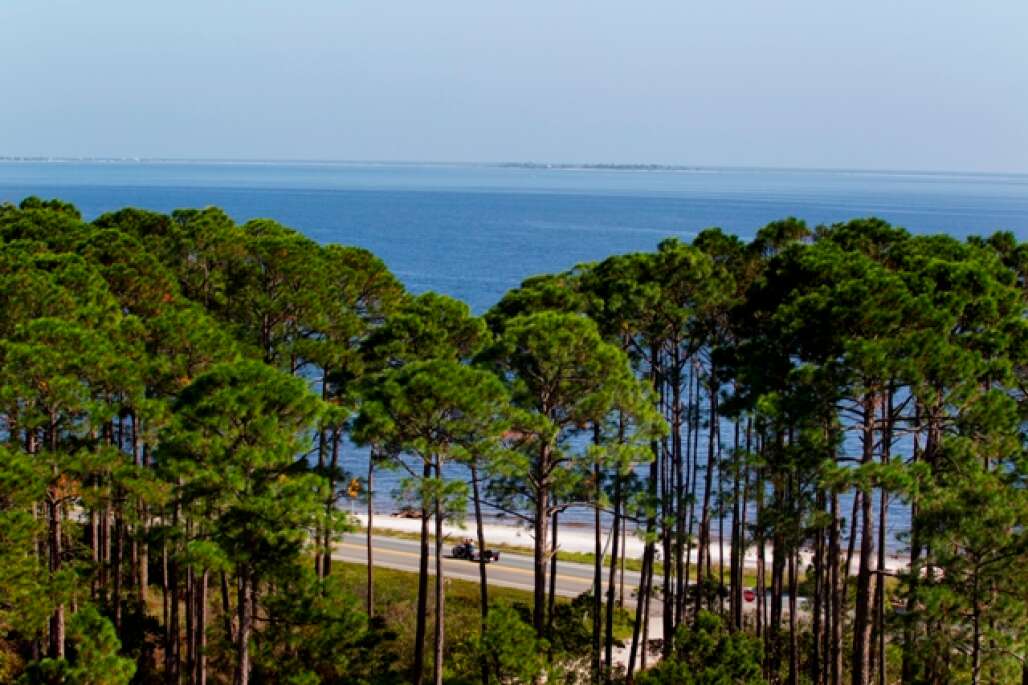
top-left (1, 161), bottom-right (1026, 313)
top-left (2, 160), bottom-right (1026, 547)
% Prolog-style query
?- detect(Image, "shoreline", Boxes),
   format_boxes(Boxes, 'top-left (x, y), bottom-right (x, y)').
top-left (354, 511), bottom-right (909, 574)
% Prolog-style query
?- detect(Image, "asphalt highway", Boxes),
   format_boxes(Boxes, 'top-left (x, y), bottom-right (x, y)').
top-left (335, 532), bottom-right (645, 602)
top-left (333, 533), bottom-right (802, 621)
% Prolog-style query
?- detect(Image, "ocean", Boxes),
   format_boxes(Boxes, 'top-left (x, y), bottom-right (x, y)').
top-left (1, 161), bottom-right (1026, 313)
top-left (2, 160), bottom-right (1026, 546)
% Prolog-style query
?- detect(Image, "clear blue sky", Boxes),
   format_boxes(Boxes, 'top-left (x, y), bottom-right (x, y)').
top-left (3, 1), bottom-right (1026, 172)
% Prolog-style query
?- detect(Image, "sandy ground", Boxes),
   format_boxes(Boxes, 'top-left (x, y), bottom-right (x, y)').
top-left (353, 511), bottom-right (908, 573)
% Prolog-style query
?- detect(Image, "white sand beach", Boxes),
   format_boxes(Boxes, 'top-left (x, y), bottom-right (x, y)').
top-left (353, 512), bottom-right (909, 574)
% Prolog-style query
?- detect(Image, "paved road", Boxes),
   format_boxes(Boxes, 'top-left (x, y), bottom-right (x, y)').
top-left (333, 534), bottom-right (799, 620)
top-left (335, 532), bottom-right (645, 602)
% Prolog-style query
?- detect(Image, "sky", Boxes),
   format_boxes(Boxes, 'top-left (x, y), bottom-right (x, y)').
top-left (2, 1), bottom-right (1027, 173)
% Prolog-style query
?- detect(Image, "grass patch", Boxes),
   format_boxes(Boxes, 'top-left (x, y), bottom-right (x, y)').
top-left (332, 560), bottom-right (635, 678)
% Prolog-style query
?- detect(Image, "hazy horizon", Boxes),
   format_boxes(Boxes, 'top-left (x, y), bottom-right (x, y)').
top-left (4, 157), bottom-right (1028, 178)
top-left (3, 1), bottom-right (1027, 174)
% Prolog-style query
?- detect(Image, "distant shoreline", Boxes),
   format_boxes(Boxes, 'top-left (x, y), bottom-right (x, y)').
top-left (1, 156), bottom-right (1025, 179)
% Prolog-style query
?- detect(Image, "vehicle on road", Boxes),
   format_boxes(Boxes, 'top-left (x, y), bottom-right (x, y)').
top-left (451, 538), bottom-right (500, 563)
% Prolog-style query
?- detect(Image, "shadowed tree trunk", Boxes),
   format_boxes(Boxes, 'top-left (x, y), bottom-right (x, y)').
top-left (413, 461), bottom-right (431, 685)
top-left (605, 467), bottom-right (622, 682)
top-left (660, 366), bottom-right (674, 654)
top-left (695, 368), bottom-right (717, 619)
top-left (628, 432), bottom-right (659, 682)
top-left (314, 380), bottom-right (328, 579)
top-left (874, 389), bottom-right (892, 685)
top-left (433, 457), bottom-right (445, 685)
top-left (788, 543), bottom-right (798, 685)
top-left (322, 428), bottom-right (342, 579)
top-left (902, 402), bottom-right (924, 684)
top-left (830, 491), bottom-right (843, 685)
top-left (46, 414), bottom-right (65, 660)
top-left (47, 487), bottom-right (64, 658)
top-left (756, 457), bottom-right (766, 643)
top-left (731, 417), bottom-right (743, 630)
top-left (220, 571), bottom-right (234, 644)
top-left (133, 417), bottom-right (148, 616)
top-left (626, 529), bottom-right (653, 683)
top-left (367, 447), bottom-right (375, 617)
top-left (196, 568), bottom-right (208, 685)
top-left (548, 510), bottom-right (559, 638)
top-left (672, 350), bottom-right (686, 633)
top-left (167, 494), bottom-right (181, 685)
top-left (186, 556), bottom-right (194, 682)
top-left (641, 564), bottom-right (652, 670)
top-left (852, 392), bottom-right (877, 685)
top-left (533, 443), bottom-right (552, 637)
top-left (471, 461), bottom-right (490, 685)
top-left (592, 424), bottom-right (603, 682)
top-left (676, 363), bottom-right (693, 627)
top-left (813, 491), bottom-right (825, 685)
top-left (235, 567), bottom-right (251, 685)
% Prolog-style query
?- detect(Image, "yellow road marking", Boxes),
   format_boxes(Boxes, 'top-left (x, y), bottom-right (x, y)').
top-left (334, 542), bottom-right (606, 586)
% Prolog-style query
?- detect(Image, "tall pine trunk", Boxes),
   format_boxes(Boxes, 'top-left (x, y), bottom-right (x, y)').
top-left (641, 563), bottom-right (652, 670)
top-left (315, 372), bottom-right (330, 579)
top-left (133, 416), bottom-right (148, 616)
top-left (548, 511), bottom-right (559, 637)
top-left (684, 368), bottom-right (701, 605)
top-left (731, 417), bottom-right (743, 630)
top-left (852, 392), bottom-right (876, 685)
top-left (592, 426), bottom-right (603, 682)
top-left (812, 490), bottom-right (825, 685)
top-left (196, 568), bottom-right (208, 685)
top-left (322, 428), bottom-right (342, 580)
top-left (659, 358), bottom-right (673, 654)
top-left (902, 402), bottom-right (924, 683)
top-left (830, 491), bottom-right (843, 685)
top-left (47, 414), bottom-right (65, 660)
top-left (788, 544), bottom-right (799, 685)
top-left (433, 457), bottom-right (445, 685)
top-left (167, 497), bottom-right (181, 685)
top-left (756, 457), bottom-right (766, 643)
top-left (672, 350), bottom-right (685, 633)
top-left (413, 461), bottom-right (432, 685)
top-left (235, 567), bottom-right (251, 685)
top-left (605, 468), bottom-right (622, 682)
top-left (875, 389), bottom-right (892, 685)
top-left (220, 571), bottom-right (234, 644)
top-left (186, 558), bottom-right (194, 683)
top-left (695, 367), bottom-right (716, 619)
top-left (47, 488), bottom-right (64, 658)
top-left (471, 461), bottom-right (490, 685)
top-left (628, 437), bottom-right (659, 681)
top-left (367, 448), bottom-right (375, 616)
top-left (676, 362), bottom-right (693, 627)
top-left (770, 476), bottom-right (785, 678)
top-left (626, 522), bottom-right (653, 682)
top-left (533, 444), bottom-right (551, 636)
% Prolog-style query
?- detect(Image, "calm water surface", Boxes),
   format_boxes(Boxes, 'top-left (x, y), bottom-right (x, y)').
top-left (2, 161), bottom-right (1026, 312)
